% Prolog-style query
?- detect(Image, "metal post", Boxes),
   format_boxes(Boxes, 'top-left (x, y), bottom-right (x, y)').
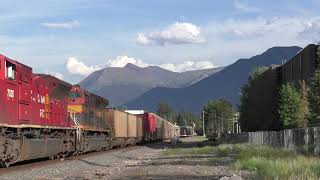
top-left (202, 111), bottom-right (205, 137)
top-left (232, 118), bottom-right (235, 133)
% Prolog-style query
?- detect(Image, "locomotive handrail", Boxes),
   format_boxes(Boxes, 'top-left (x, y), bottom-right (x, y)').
top-left (103, 116), bottom-right (112, 131)
top-left (68, 110), bottom-right (82, 141)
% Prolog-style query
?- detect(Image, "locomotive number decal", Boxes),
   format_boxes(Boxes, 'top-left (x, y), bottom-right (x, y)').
top-left (37, 94), bottom-right (46, 104)
top-left (40, 109), bottom-right (45, 118)
top-left (7, 89), bottom-right (14, 99)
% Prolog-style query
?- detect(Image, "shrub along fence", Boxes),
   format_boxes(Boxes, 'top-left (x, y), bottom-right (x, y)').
top-left (221, 127), bottom-right (320, 155)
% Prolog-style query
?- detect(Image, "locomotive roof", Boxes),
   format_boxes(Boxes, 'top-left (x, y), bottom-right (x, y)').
top-left (37, 74), bottom-right (72, 87)
top-left (85, 89), bottom-right (110, 107)
top-left (0, 54), bottom-right (33, 69)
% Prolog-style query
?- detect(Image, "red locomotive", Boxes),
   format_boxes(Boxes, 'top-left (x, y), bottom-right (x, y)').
top-left (0, 54), bottom-right (179, 168)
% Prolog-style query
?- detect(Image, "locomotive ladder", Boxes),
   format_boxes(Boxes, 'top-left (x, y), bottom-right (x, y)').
top-left (70, 111), bottom-right (82, 141)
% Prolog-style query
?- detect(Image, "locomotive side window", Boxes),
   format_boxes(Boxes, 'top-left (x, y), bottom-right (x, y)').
top-left (5, 61), bottom-right (16, 80)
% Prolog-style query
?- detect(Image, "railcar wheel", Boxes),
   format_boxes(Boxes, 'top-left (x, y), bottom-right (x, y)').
top-left (0, 161), bottom-right (11, 168)
top-left (59, 154), bottom-right (65, 159)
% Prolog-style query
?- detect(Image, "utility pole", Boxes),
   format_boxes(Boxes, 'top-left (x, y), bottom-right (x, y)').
top-left (202, 111), bottom-right (205, 137)
top-left (232, 116), bottom-right (235, 133)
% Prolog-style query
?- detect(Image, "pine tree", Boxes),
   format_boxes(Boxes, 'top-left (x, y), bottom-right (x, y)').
top-left (238, 84), bottom-right (249, 131)
top-left (308, 48), bottom-right (320, 127)
top-left (203, 99), bottom-right (233, 135)
top-left (156, 102), bottom-right (175, 123)
top-left (308, 68), bottom-right (320, 126)
top-left (176, 112), bottom-right (187, 126)
top-left (297, 80), bottom-right (309, 128)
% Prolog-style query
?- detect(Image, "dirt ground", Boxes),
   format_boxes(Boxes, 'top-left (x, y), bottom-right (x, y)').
top-left (0, 137), bottom-right (250, 180)
top-left (111, 137), bottom-right (250, 180)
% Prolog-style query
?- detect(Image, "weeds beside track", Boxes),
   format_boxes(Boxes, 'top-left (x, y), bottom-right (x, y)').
top-left (163, 143), bottom-right (320, 179)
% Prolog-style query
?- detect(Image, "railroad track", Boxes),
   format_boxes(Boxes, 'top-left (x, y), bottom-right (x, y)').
top-left (0, 141), bottom-right (167, 175)
top-left (0, 145), bottom-right (144, 175)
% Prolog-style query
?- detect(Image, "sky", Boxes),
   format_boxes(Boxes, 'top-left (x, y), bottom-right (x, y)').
top-left (0, 0), bottom-right (320, 83)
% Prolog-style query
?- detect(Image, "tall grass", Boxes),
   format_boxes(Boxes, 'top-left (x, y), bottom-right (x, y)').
top-left (218, 144), bottom-right (320, 179)
top-left (162, 143), bottom-right (320, 179)
top-left (232, 145), bottom-right (320, 179)
top-left (234, 156), bottom-right (320, 179)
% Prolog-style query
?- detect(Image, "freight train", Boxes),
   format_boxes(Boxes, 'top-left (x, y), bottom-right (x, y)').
top-left (0, 54), bottom-right (179, 168)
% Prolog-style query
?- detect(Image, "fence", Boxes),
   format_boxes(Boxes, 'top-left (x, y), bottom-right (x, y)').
top-left (221, 127), bottom-right (320, 155)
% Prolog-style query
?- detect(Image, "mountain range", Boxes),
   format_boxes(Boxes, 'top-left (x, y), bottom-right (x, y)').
top-left (80, 64), bottom-right (223, 106)
top-left (124, 46), bottom-right (302, 112)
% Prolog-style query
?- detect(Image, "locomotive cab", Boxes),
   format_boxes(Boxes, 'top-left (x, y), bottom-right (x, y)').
top-left (67, 85), bottom-right (109, 111)
top-left (67, 85), bottom-right (110, 131)
top-left (0, 57), bottom-right (21, 125)
top-left (67, 86), bottom-right (86, 118)
top-left (68, 85), bottom-right (85, 105)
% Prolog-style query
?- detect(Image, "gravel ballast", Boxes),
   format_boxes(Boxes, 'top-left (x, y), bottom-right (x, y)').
top-left (0, 137), bottom-right (250, 180)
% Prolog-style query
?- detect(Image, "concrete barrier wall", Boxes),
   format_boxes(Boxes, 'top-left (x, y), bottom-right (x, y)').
top-left (221, 127), bottom-right (320, 155)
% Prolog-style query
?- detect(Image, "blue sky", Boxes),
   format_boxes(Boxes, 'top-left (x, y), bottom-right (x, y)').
top-left (0, 0), bottom-right (319, 82)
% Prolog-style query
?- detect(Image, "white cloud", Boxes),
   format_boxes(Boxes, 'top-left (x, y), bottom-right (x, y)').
top-left (66, 16), bottom-right (320, 77)
top-left (106, 56), bottom-right (149, 67)
top-left (136, 33), bottom-right (152, 46)
top-left (66, 55), bottom-right (217, 76)
top-left (233, 0), bottom-right (261, 13)
top-left (160, 61), bottom-right (217, 72)
top-left (105, 56), bottom-right (218, 72)
top-left (105, 56), bottom-right (217, 72)
top-left (136, 22), bottom-right (205, 46)
top-left (41, 20), bottom-right (80, 29)
top-left (66, 57), bottom-right (101, 76)
top-left (66, 56), bottom-right (146, 76)
top-left (299, 19), bottom-right (320, 41)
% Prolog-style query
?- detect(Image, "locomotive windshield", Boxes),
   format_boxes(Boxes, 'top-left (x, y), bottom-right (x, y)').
top-left (69, 91), bottom-right (81, 99)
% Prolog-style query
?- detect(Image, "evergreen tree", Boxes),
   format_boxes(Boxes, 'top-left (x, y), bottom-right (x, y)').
top-left (203, 99), bottom-right (233, 135)
top-left (308, 63), bottom-right (320, 126)
top-left (238, 84), bottom-right (249, 131)
top-left (278, 83), bottom-right (301, 129)
top-left (176, 112), bottom-right (187, 126)
top-left (308, 48), bottom-right (320, 127)
top-left (176, 111), bottom-right (202, 131)
top-left (297, 80), bottom-right (309, 128)
top-left (156, 102), bottom-right (175, 123)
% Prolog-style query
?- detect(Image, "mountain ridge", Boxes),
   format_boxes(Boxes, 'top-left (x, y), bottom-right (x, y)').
top-left (124, 46), bottom-right (302, 112)
top-left (79, 64), bottom-right (224, 106)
